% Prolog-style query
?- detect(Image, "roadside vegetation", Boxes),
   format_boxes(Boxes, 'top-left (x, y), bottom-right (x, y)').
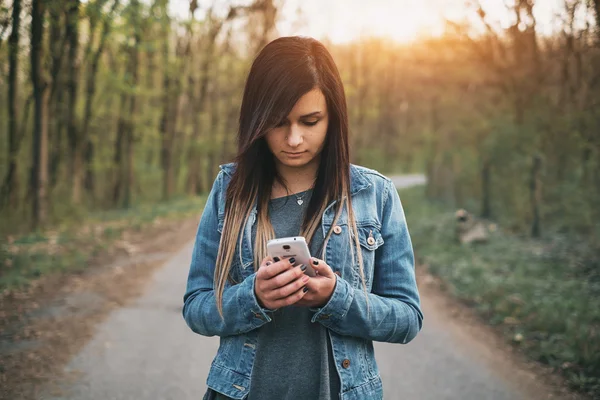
top-left (401, 186), bottom-right (600, 398)
top-left (0, 196), bottom-right (205, 295)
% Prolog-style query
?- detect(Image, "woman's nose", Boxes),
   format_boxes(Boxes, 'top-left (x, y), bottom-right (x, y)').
top-left (286, 124), bottom-right (303, 147)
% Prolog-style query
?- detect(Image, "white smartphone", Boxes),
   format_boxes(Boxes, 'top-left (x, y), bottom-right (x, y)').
top-left (266, 236), bottom-right (316, 277)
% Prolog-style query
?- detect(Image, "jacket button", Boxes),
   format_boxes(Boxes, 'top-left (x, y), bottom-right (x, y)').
top-left (253, 312), bottom-right (264, 320)
top-left (367, 237), bottom-right (376, 245)
top-left (334, 271), bottom-right (341, 277)
top-left (342, 359), bottom-right (351, 369)
top-left (333, 225), bottom-right (342, 234)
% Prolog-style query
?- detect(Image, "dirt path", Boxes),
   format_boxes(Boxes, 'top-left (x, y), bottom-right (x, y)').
top-left (22, 241), bottom-right (583, 400)
top-left (0, 217), bottom-right (200, 400)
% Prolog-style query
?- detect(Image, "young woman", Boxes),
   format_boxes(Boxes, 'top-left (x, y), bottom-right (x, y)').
top-left (183, 36), bottom-right (423, 400)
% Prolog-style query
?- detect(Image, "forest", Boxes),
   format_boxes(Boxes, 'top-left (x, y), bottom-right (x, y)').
top-left (0, 0), bottom-right (598, 242)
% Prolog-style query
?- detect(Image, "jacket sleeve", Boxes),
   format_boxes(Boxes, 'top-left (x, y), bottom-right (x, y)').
top-left (311, 179), bottom-right (423, 343)
top-left (182, 171), bottom-right (273, 337)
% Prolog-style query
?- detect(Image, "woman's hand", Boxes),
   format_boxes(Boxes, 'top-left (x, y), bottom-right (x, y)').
top-left (254, 256), bottom-right (310, 310)
top-left (295, 258), bottom-right (337, 308)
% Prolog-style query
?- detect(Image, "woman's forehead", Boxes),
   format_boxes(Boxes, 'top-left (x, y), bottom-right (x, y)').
top-left (287, 88), bottom-right (327, 118)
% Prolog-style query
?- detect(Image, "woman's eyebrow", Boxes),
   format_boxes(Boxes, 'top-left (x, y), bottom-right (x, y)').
top-left (298, 111), bottom-right (322, 118)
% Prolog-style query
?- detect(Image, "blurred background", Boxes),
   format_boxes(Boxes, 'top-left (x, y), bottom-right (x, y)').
top-left (1, 0), bottom-right (599, 398)
top-left (1, 0), bottom-right (598, 234)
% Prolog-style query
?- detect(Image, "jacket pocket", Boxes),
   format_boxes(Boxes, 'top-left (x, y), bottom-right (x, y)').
top-left (354, 225), bottom-right (383, 288)
top-left (214, 336), bottom-right (234, 367)
top-left (356, 225), bottom-right (384, 251)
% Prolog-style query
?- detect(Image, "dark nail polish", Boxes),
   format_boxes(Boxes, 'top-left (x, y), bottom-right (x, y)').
top-left (303, 286), bottom-right (309, 293)
top-left (289, 257), bottom-right (296, 264)
top-left (312, 259), bottom-right (319, 265)
top-left (273, 257), bottom-right (280, 262)
top-left (266, 261), bottom-right (272, 266)
top-left (300, 265), bottom-right (307, 271)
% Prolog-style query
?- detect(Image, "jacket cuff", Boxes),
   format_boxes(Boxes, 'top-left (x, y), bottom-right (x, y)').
top-left (241, 272), bottom-right (275, 324)
top-left (310, 276), bottom-right (354, 324)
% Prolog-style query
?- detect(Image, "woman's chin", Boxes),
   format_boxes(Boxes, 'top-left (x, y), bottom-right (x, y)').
top-left (273, 152), bottom-right (322, 170)
top-left (277, 156), bottom-right (311, 168)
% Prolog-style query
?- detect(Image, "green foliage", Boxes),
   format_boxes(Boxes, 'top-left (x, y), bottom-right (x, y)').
top-left (402, 186), bottom-right (600, 398)
top-left (0, 195), bottom-right (206, 293)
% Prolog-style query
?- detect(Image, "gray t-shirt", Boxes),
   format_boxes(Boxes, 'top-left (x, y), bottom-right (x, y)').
top-left (208, 189), bottom-right (341, 400)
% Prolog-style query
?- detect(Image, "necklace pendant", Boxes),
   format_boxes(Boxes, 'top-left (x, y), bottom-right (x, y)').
top-left (297, 199), bottom-right (304, 205)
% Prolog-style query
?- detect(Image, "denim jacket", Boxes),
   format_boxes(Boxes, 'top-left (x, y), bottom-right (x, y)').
top-left (183, 163), bottom-right (423, 400)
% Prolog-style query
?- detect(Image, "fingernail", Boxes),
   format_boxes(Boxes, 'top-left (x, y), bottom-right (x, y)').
top-left (273, 257), bottom-right (280, 262)
top-left (266, 261), bottom-right (272, 266)
top-left (303, 286), bottom-right (309, 293)
top-left (300, 265), bottom-right (307, 271)
top-left (312, 259), bottom-right (318, 265)
top-left (289, 257), bottom-right (296, 264)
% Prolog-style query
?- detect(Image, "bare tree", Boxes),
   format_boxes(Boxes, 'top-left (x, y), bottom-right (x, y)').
top-left (66, 0), bottom-right (82, 203)
top-left (1, 0), bottom-right (22, 210)
top-left (30, 0), bottom-right (50, 227)
top-left (158, 0), bottom-right (180, 200)
top-left (113, 0), bottom-right (141, 208)
top-left (47, 1), bottom-right (68, 190)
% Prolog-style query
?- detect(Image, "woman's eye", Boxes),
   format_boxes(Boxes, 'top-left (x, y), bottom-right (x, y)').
top-left (303, 120), bottom-right (319, 126)
top-left (275, 120), bottom-right (288, 127)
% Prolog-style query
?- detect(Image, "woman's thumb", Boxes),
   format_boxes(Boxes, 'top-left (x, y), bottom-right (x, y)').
top-left (311, 258), bottom-right (334, 277)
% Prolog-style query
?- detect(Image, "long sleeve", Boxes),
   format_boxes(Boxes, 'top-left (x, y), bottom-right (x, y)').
top-left (182, 172), bottom-right (273, 337)
top-left (311, 179), bottom-right (423, 343)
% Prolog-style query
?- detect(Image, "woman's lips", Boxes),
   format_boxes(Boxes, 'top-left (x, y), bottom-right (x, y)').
top-left (284, 151), bottom-right (305, 158)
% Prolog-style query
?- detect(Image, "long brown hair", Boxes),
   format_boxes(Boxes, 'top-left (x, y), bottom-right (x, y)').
top-left (214, 36), bottom-right (367, 317)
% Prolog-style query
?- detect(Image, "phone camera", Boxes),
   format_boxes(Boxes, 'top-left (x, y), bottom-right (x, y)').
top-left (283, 245), bottom-right (291, 250)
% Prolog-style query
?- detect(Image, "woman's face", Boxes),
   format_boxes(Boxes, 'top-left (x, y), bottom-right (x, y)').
top-left (265, 88), bottom-right (329, 171)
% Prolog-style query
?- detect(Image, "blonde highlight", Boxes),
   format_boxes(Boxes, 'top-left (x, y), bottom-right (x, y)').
top-left (213, 36), bottom-right (367, 320)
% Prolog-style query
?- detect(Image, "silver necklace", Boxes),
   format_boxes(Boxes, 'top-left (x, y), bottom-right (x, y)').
top-left (295, 192), bottom-right (305, 206)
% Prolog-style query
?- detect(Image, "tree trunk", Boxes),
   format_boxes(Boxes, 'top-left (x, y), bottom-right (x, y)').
top-left (218, 32), bottom-right (234, 165)
top-left (530, 154), bottom-right (542, 238)
top-left (83, 141), bottom-right (95, 196)
top-left (159, 5), bottom-right (176, 200)
top-left (48, 2), bottom-right (66, 191)
top-left (206, 71), bottom-right (220, 191)
top-left (112, 92), bottom-right (127, 207)
top-left (67, 0), bottom-right (82, 204)
top-left (186, 17), bottom-right (223, 195)
top-left (48, 88), bottom-right (64, 190)
top-left (30, 0), bottom-right (49, 228)
top-left (82, 0), bottom-right (120, 199)
top-left (122, 3), bottom-right (141, 209)
top-left (186, 91), bottom-right (201, 195)
top-left (112, 1), bottom-right (140, 208)
top-left (1, 0), bottom-right (22, 210)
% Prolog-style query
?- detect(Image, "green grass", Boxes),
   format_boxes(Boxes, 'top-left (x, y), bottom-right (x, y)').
top-left (400, 186), bottom-right (600, 398)
top-left (0, 195), bottom-right (207, 294)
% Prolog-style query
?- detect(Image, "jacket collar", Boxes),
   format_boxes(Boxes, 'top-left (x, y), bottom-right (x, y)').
top-left (218, 162), bottom-right (371, 196)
